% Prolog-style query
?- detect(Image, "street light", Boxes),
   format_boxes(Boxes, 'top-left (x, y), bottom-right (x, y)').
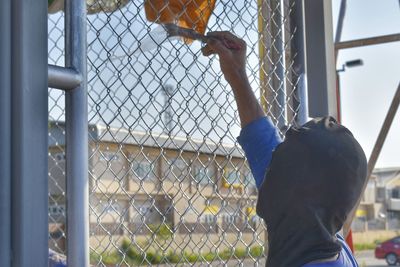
top-left (337, 59), bottom-right (364, 73)
top-left (336, 59), bottom-right (364, 122)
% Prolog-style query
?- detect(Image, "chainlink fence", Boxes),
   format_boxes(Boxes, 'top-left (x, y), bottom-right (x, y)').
top-left (48, 0), bottom-right (302, 265)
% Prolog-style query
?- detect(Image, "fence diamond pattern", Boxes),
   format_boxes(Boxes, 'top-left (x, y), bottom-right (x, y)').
top-left (48, 0), bottom-right (302, 265)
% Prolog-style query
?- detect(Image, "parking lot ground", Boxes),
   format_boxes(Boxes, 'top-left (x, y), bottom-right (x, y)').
top-left (355, 250), bottom-right (387, 267)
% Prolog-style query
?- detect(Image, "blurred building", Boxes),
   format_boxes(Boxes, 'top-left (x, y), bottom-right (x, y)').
top-left (354, 167), bottom-right (400, 231)
top-left (48, 121), bottom-right (263, 252)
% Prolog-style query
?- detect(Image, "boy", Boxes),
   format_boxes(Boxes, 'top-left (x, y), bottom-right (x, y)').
top-left (202, 31), bottom-right (367, 266)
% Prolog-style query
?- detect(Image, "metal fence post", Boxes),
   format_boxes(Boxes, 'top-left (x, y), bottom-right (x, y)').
top-left (259, 0), bottom-right (287, 130)
top-left (303, 0), bottom-right (337, 119)
top-left (65, 0), bottom-right (89, 265)
top-left (0, 0), bottom-right (11, 265)
top-left (289, 0), bottom-right (308, 125)
top-left (11, 0), bottom-right (48, 266)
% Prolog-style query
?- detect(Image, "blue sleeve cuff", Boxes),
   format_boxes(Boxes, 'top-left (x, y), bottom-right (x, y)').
top-left (237, 117), bottom-right (282, 188)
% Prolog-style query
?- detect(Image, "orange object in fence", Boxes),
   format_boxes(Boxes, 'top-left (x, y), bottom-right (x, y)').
top-left (144, 0), bottom-right (216, 35)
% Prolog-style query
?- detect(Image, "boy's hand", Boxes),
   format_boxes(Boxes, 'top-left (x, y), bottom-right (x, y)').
top-left (201, 31), bottom-right (247, 83)
top-left (201, 31), bottom-right (264, 128)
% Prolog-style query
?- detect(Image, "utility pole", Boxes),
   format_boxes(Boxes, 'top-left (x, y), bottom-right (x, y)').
top-left (161, 84), bottom-right (174, 135)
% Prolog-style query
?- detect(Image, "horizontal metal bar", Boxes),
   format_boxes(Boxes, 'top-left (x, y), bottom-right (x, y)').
top-left (48, 64), bottom-right (82, 90)
top-left (335, 33), bottom-right (400, 50)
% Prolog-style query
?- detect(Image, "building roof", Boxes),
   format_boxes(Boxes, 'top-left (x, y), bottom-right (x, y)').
top-left (373, 167), bottom-right (400, 174)
top-left (372, 167), bottom-right (400, 187)
top-left (48, 121), bottom-right (245, 158)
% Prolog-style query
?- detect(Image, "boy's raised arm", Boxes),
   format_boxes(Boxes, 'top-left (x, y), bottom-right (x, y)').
top-left (202, 31), bottom-right (282, 188)
top-left (201, 31), bottom-right (265, 128)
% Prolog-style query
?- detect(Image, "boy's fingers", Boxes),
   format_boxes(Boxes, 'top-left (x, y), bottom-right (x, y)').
top-left (206, 38), bottom-right (230, 57)
top-left (207, 31), bottom-right (236, 40)
top-left (201, 44), bottom-right (215, 56)
top-left (207, 31), bottom-right (244, 50)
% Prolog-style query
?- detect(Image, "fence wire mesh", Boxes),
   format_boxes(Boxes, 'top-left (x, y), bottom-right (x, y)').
top-left (48, 0), bottom-right (302, 265)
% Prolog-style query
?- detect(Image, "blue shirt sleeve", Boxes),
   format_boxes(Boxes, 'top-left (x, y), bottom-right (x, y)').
top-left (237, 117), bottom-right (282, 188)
top-left (49, 249), bottom-right (67, 267)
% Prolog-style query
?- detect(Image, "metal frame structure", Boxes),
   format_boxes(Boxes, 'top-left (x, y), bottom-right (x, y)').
top-left (0, 0), bottom-right (12, 265)
top-left (303, 0), bottom-right (337, 119)
top-left (5, 0), bottom-right (48, 266)
top-left (289, 0), bottom-right (308, 125)
top-left (332, 0), bottom-right (400, 241)
top-left (64, 0), bottom-right (89, 265)
top-left (259, 0), bottom-right (287, 129)
top-left (1, 0), bottom-right (88, 266)
top-left (259, 0), bottom-right (337, 126)
top-left (0, 0), bottom-right (338, 266)
top-left (334, 9), bottom-right (400, 239)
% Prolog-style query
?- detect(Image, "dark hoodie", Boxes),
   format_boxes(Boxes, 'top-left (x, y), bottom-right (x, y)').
top-left (256, 117), bottom-right (367, 267)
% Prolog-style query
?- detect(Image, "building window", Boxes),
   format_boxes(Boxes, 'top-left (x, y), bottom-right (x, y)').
top-left (94, 200), bottom-right (125, 222)
top-left (245, 207), bottom-right (259, 229)
top-left (54, 152), bottom-right (65, 162)
top-left (169, 157), bottom-right (189, 181)
top-left (130, 200), bottom-right (165, 226)
top-left (100, 202), bottom-right (123, 214)
top-left (244, 171), bottom-right (256, 187)
top-left (193, 164), bottom-right (214, 185)
top-left (392, 188), bottom-right (400, 199)
top-left (201, 214), bottom-right (217, 224)
top-left (222, 213), bottom-right (236, 224)
top-left (226, 170), bottom-right (241, 184)
top-left (222, 168), bottom-right (243, 189)
top-left (132, 160), bottom-right (156, 181)
top-left (49, 204), bottom-right (65, 216)
top-left (244, 171), bottom-right (257, 194)
top-left (202, 205), bottom-right (219, 224)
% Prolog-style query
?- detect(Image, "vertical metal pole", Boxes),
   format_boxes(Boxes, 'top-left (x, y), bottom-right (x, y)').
top-left (303, 0), bottom-right (337, 119)
top-left (65, 0), bottom-right (89, 265)
top-left (334, 0), bottom-right (347, 62)
top-left (271, 0), bottom-right (287, 129)
top-left (259, 0), bottom-right (287, 130)
top-left (289, 0), bottom-right (308, 125)
top-left (275, 0), bottom-right (287, 129)
top-left (11, 0), bottom-right (48, 266)
top-left (0, 0), bottom-right (11, 265)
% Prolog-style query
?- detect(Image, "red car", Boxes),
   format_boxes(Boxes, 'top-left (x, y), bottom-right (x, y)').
top-left (375, 236), bottom-right (400, 265)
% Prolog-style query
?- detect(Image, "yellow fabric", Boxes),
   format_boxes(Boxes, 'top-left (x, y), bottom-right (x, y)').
top-left (145, 0), bottom-right (216, 35)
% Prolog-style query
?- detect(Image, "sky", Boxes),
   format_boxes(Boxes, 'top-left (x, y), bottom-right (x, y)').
top-left (48, 0), bottom-right (262, 147)
top-left (48, 0), bottom-right (400, 168)
top-left (332, 0), bottom-right (400, 168)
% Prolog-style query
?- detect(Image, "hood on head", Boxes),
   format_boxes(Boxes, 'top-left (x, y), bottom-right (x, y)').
top-left (257, 116), bottom-right (367, 267)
